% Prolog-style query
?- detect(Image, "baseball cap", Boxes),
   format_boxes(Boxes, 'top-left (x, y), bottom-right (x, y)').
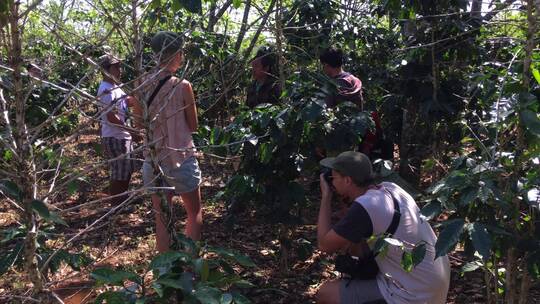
top-left (98, 54), bottom-right (121, 69)
top-left (151, 31), bottom-right (183, 59)
top-left (320, 151), bottom-right (373, 185)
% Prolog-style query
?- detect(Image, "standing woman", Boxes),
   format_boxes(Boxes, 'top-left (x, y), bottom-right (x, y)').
top-left (142, 31), bottom-right (202, 252)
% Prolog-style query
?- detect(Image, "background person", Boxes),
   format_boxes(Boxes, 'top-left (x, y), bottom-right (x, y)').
top-left (319, 48), bottom-right (392, 160)
top-left (246, 46), bottom-right (281, 108)
top-left (97, 54), bottom-right (141, 205)
top-left (142, 31), bottom-right (202, 251)
top-left (316, 151), bottom-right (450, 304)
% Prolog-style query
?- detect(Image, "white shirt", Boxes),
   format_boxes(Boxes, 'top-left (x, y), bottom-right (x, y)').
top-left (355, 182), bottom-right (451, 304)
top-left (97, 81), bottom-right (131, 140)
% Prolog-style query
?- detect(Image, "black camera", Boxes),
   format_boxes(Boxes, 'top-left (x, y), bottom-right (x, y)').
top-left (334, 254), bottom-right (379, 280)
top-left (321, 167), bottom-right (333, 185)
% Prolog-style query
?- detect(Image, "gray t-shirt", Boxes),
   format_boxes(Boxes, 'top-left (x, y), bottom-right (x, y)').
top-left (333, 182), bottom-right (451, 304)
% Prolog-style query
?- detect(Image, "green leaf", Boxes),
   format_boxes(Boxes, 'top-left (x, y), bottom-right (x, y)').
top-left (401, 251), bottom-right (413, 272)
top-left (435, 219), bottom-right (465, 258)
top-left (152, 281), bottom-right (164, 298)
top-left (175, 233), bottom-right (198, 254)
top-left (231, 290), bottom-right (251, 304)
top-left (91, 268), bottom-right (141, 286)
top-left (219, 260), bottom-right (235, 274)
top-left (383, 237), bottom-right (403, 247)
top-left (459, 187), bottom-right (479, 206)
top-left (0, 242), bottom-right (23, 275)
top-left (30, 199), bottom-right (50, 218)
top-left (420, 200), bottom-right (442, 220)
top-left (220, 293), bottom-right (233, 304)
top-left (411, 243), bottom-right (426, 267)
top-left (520, 110), bottom-right (540, 137)
top-left (371, 237), bottom-right (389, 256)
top-left (300, 102), bottom-right (324, 121)
top-left (295, 238), bottom-right (313, 261)
top-left (150, 251), bottom-right (190, 273)
top-left (150, 0), bottom-right (162, 9)
top-left (195, 258), bottom-right (210, 282)
top-left (0, 0), bottom-right (9, 14)
top-left (30, 200), bottom-right (67, 226)
top-left (468, 222), bottom-right (492, 261)
top-left (67, 180), bottom-right (78, 195)
top-left (461, 261), bottom-right (481, 273)
top-left (233, 254), bottom-right (256, 268)
top-left (232, 0), bottom-right (242, 9)
top-left (194, 285), bottom-right (221, 304)
top-left (180, 272), bottom-right (194, 294)
top-left (209, 248), bottom-right (255, 267)
top-left (233, 279), bottom-right (255, 288)
top-left (48, 212), bottom-right (68, 226)
top-left (171, 0), bottom-right (182, 11)
top-left (95, 291), bottom-right (128, 304)
top-left (0, 179), bottom-right (21, 201)
top-left (532, 66), bottom-right (540, 85)
top-left (156, 277), bottom-right (183, 289)
top-left (179, 0), bottom-right (202, 14)
top-left (259, 143), bottom-right (272, 164)
top-left (93, 142), bottom-right (103, 157)
top-left (66, 253), bottom-right (93, 271)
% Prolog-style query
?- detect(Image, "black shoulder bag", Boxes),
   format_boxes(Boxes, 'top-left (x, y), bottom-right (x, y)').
top-left (334, 188), bottom-right (401, 281)
top-left (147, 75), bottom-right (172, 107)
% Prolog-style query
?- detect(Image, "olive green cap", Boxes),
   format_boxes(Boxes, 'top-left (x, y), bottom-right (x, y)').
top-left (320, 151), bottom-right (373, 185)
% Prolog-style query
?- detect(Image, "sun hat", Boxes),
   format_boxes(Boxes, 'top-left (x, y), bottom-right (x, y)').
top-left (98, 54), bottom-right (121, 69)
top-left (320, 151), bottom-right (373, 185)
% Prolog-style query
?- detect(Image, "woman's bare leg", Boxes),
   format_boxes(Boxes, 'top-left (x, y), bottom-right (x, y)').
top-left (180, 186), bottom-right (202, 240)
top-left (152, 192), bottom-right (173, 252)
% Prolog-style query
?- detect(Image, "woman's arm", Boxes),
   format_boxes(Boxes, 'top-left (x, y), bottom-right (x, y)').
top-left (183, 81), bottom-right (198, 133)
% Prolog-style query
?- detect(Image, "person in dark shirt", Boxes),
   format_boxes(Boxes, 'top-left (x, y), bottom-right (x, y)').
top-left (319, 48), bottom-right (392, 159)
top-left (319, 47), bottom-right (364, 109)
top-left (246, 46), bottom-right (281, 108)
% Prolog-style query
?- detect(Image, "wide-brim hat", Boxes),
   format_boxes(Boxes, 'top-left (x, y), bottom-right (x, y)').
top-left (320, 151), bottom-right (373, 185)
top-left (98, 54), bottom-right (121, 69)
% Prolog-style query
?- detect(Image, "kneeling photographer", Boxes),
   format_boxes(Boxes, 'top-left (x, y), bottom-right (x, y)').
top-left (316, 151), bottom-right (450, 304)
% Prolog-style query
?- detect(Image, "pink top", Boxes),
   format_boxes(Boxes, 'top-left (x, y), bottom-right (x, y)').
top-left (145, 72), bottom-right (195, 168)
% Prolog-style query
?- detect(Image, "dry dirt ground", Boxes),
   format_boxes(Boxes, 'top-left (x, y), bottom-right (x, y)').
top-left (1, 130), bottom-right (538, 303)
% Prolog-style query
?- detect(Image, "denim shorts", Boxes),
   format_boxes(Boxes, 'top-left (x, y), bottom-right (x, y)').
top-left (142, 156), bottom-right (201, 194)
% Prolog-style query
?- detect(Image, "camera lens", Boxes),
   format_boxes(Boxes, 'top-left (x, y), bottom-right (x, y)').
top-left (321, 167), bottom-right (333, 184)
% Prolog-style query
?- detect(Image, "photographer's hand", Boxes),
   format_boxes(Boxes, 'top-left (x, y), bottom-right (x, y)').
top-left (319, 173), bottom-right (332, 201)
top-left (318, 173), bottom-right (349, 254)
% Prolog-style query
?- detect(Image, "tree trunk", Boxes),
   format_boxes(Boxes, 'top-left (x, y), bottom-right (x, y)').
top-left (484, 266), bottom-right (494, 304)
top-left (207, 0), bottom-right (234, 32)
top-left (274, 0), bottom-right (285, 89)
top-left (398, 100), bottom-right (420, 185)
top-left (469, 0), bottom-right (482, 20)
top-left (523, 0), bottom-right (537, 89)
top-left (519, 267), bottom-right (531, 304)
top-left (131, 0), bottom-right (142, 86)
top-left (505, 248), bottom-right (518, 303)
top-left (244, 0), bottom-right (277, 59)
top-left (8, 0), bottom-right (45, 292)
top-left (234, 0), bottom-right (252, 52)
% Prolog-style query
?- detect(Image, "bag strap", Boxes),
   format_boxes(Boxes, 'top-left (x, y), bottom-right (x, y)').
top-left (384, 188), bottom-right (401, 236)
top-left (147, 75), bottom-right (172, 107)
